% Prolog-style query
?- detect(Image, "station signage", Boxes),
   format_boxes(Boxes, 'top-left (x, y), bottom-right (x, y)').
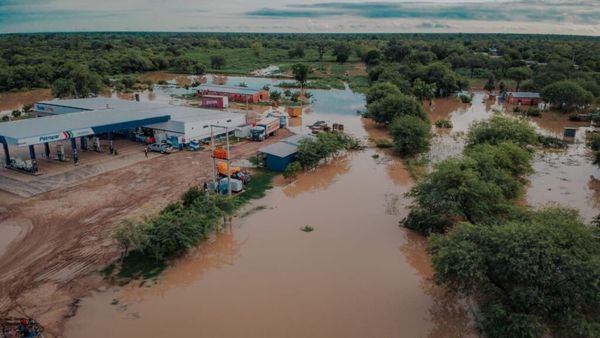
top-left (18, 128), bottom-right (95, 147)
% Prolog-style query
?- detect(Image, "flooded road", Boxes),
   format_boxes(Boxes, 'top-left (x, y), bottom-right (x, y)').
top-left (63, 79), bottom-right (475, 337)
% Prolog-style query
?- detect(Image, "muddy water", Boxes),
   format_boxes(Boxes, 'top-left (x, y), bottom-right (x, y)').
top-left (426, 93), bottom-right (599, 221)
top-left (64, 82), bottom-right (475, 337)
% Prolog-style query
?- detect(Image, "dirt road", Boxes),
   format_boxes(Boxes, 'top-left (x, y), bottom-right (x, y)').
top-left (0, 130), bottom-right (291, 337)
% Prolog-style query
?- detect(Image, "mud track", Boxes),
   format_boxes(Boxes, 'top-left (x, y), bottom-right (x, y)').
top-left (0, 130), bottom-right (291, 337)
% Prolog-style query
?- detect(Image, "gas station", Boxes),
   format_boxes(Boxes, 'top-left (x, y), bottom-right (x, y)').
top-left (0, 106), bottom-right (170, 174)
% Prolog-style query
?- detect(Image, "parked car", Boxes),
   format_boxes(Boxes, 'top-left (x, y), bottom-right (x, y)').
top-left (147, 143), bottom-right (174, 154)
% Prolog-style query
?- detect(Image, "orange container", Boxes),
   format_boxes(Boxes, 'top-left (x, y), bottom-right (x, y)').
top-left (213, 148), bottom-right (228, 160)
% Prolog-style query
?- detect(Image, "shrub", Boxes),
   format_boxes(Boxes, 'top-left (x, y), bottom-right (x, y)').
top-left (466, 115), bottom-right (538, 148)
top-left (435, 118), bottom-right (453, 128)
top-left (367, 93), bottom-right (428, 124)
top-left (389, 115), bottom-right (432, 156)
top-left (459, 94), bottom-right (472, 104)
top-left (374, 139), bottom-right (393, 148)
top-left (283, 162), bottom-right (302, 180)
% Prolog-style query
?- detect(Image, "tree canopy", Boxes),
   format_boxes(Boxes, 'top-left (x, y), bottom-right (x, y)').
top-left (430, 207), bottom-right (600, 338)
top-left (541, 80), bottom-right (594, 110)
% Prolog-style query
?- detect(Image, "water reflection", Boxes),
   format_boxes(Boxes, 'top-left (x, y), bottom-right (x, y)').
top-left (120, 227), bottom-right (244, 301)
top-left (400, 231), bottom-right (476, 338)
top-left (281, 155), bottom-right (351, 198)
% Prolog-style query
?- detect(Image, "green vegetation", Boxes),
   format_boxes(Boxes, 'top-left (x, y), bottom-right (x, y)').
top-left (541, 80), bottom-right (595, 111)
top-left (402, 114), bottom-right (600, 337)
top-left (430, 207), bottom-right (600, 338)
top-left (367, 93), bottom-right (428, 124)
top-left (283, 162), bottom-right (302, 180)
top-left (434, 118), bottom-right (453, 128)
top-left (300, 226), bottom-right (315, 233)
top-left (403, 117), bottom-right (536, 234)
top-left (373, 139), bottom-right (393, 149)
top-left (389, 115), bottom-right (432, 156)
top-left (296, 132), bottom-right (362, 169)
top-left (107, 170), bottom-right (276, 282)
top-left (466, 115), bottom-right (538, 147)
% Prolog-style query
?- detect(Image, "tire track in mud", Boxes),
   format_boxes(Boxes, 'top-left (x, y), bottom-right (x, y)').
top-left (0, 130), bottom-right (291, 336)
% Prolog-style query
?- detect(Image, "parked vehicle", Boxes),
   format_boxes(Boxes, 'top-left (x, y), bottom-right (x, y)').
top-left (250, 117), bottom-right (280, 141)
top-left (147, 143), bottom-right (174, 154)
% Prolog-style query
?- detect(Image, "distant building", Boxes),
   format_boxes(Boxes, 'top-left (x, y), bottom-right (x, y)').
top-left (197, 85), bottom-right (269, 103)
top-left (505, 92), bottom-right (541, 105)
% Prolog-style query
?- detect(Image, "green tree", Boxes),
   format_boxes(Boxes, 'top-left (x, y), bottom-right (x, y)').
top-left (412, 78), bottom-right (436, 102)
top-left (415, 62), bottom-right (462, 97)
top-left (288, 44), bottom-right (305, 58)
top-left (291, 63), bottom-right (310, 87)
top-left (363, 49), bottom-right (382, 66)
top-left (484, 77), bottom-right (496, 93)
top-left (366, 82), bottom-right (401, 104)
top-left (210, 55), bottom-right (226, 69)
top-left (316, 41), bottom-right (328, 61)
top-left (283, 162), bottom-right (302, 180)
top-left (464, 142), bottom-right (533, 200)
top-left (466, 115), bottom-right (538, 148)
top-left (251, 41), bottom-right (262, 57)
top-left (402, 157), bottom-right (507, 234)
top-left (507, 66), bottom-right (533, 91)
top-left (430, 207), bottom-right (600, 338)
top-left (541, 80), bottom-right (594, 110)
top-left (367, 93), bottom-right (428, 124)
top-left (333, 43), bottom-right (352, 64)
top-left (269, 90), bottom-right (282, 102)
top-left (113, 220), bottom-right (149, 261)
top-left (389, 115), bottom-right (432, 156)
top-left (51, 78), bottom-right (76, 98)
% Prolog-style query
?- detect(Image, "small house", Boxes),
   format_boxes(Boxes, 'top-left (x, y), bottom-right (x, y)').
top-left (259, 134), bottom-right (315, 171)
top-left (260, 142), bottom-right (299, 172)
top-left (197, 85), bottom-right (269, 103)
top-left (505, 92), bottom-right (541, 105)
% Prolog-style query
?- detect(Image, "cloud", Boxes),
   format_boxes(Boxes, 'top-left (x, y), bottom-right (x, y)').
top-left (416, 21), bottom-right (451, 29)
top-left (247, 1), bottom-right (600, 24)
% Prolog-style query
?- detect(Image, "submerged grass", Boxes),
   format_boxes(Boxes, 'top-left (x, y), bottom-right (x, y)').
top-left (404, 156), bottom-right (430, 181)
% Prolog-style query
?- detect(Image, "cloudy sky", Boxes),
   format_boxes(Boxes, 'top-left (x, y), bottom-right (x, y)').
top-left (1, 0), bottom-right (599, 35)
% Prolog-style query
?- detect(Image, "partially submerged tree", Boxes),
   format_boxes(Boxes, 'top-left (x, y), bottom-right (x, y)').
top-left (367, 93), bottom-right (428, 124)
top-left (541, 80), bottom-right (594, 110)
top-left (430, 207), bottom-right (600, 338)
top-left (389, 115), bottom-right (432, 156)
top-left (466, 115), bottom-right (538, 148)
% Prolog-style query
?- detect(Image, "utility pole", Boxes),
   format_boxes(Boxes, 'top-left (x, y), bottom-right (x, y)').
top-left (210, 126), bottom-right (216, 187)
top-left (210, 125), bottom-right (232, 196)
top-left (226, 127), bottom-right (231, 196)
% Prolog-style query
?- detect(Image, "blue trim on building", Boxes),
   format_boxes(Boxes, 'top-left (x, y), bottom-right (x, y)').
top-left (90, 115), bottom-right (170, 134)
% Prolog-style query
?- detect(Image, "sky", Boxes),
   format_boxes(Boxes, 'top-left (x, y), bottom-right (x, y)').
top-left (1, 0), bottom-right (599, 35)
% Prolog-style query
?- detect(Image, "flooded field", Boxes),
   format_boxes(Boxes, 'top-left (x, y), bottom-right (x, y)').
top-left (426, 92), bottom-right (599, 221)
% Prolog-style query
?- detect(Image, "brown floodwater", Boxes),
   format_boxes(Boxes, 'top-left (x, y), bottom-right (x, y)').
top-left (63, 82), bottom-right (475, 337)
top-left (7, 79), bottom-right (596, 336)
top-left (64, 149), bottom-right (475, 338)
